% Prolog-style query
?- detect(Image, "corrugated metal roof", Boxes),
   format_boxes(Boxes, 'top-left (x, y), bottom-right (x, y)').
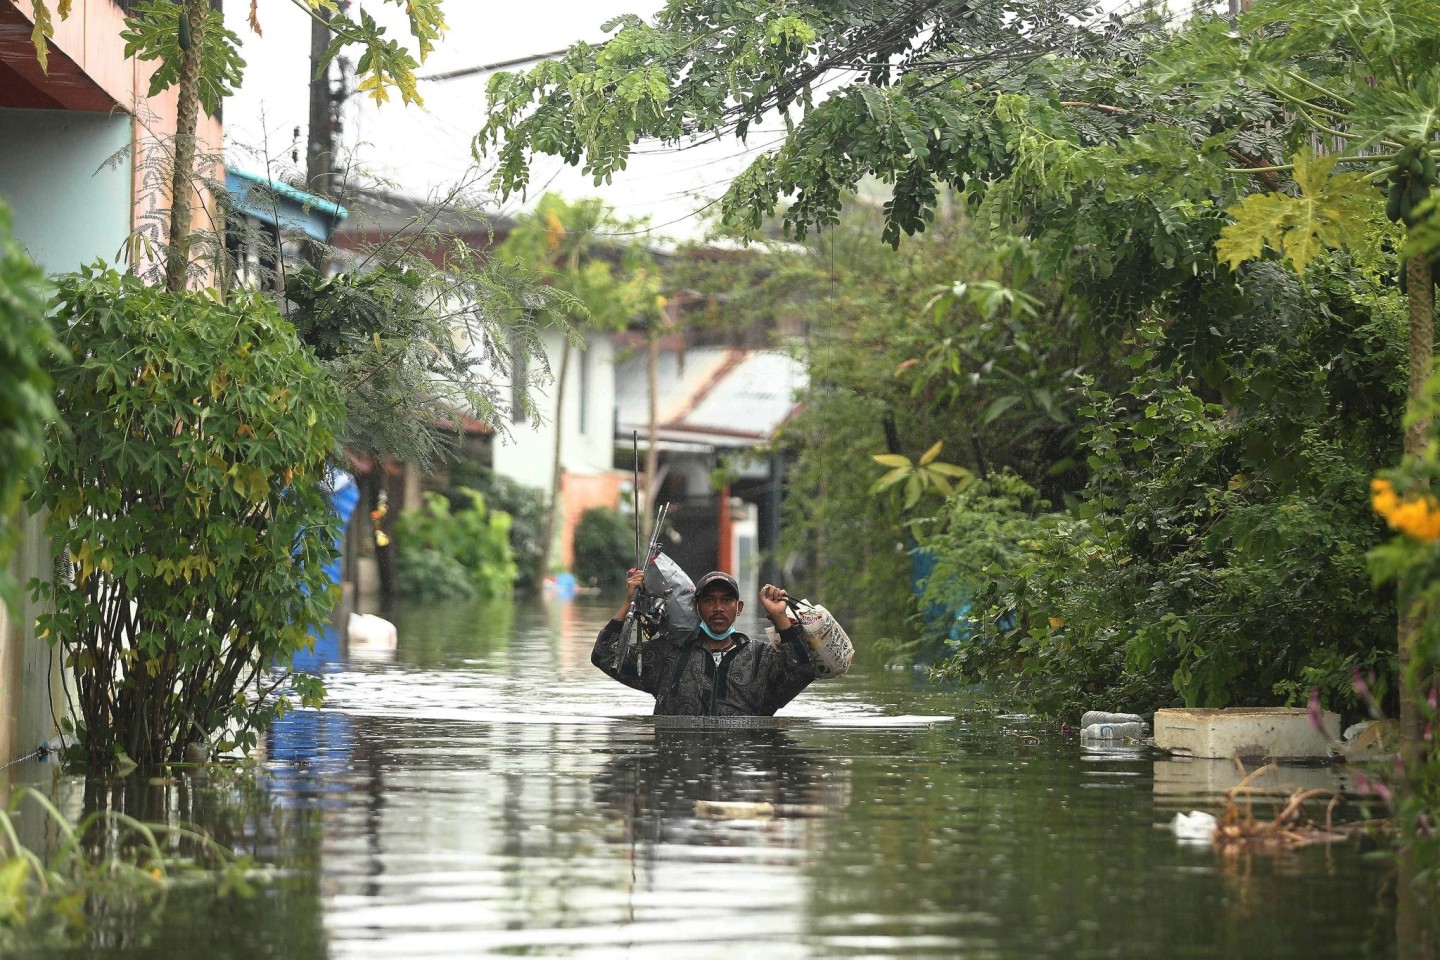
top-left (614, 346), bottom-right (806, 449)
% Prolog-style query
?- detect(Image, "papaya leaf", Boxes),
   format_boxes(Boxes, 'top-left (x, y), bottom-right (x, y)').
top-left (1216, 149), bottom-right (1378, 273)
top-left (869, 465), bottom-right (910, 494)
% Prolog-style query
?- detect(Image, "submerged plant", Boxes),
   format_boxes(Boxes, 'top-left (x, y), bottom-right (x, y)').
top-left (0, 787), bottom-right (257, 950)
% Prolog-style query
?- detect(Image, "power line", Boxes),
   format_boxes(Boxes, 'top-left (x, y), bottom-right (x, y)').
top-left (421, 49), bottom-right (573, 82)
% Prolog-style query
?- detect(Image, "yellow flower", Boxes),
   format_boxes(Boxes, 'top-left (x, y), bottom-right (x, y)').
top-left (545, 209), bottom-right (566, 251)
top-left (1371, 477), bottom-right (1440, 541)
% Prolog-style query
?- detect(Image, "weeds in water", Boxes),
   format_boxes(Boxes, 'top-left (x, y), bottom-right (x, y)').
top-left (0, 786), bottom-right (258, 950)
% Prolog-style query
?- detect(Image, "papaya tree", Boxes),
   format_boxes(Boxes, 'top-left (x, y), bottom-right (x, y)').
top-left (1154, 0), bottom-right (1438, 775)
top-left (28, 0), bottom-right (447, 289)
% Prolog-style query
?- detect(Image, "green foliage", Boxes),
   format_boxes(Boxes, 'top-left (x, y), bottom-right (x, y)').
top-left (394, 543), bottom-right (475, 601)
top-left (1366, 369), bottom-right (1440, 904)
top-left (446, 461), bottom-right (547, 590)
top-left (930, 302), bottom-right (1401, 719)
top-left (33, 0), bottom-right (446, 108)
top-left (1217, 149), bottom-right (1380, 273)
top-left (572, 507), bottom-right (632, 589)
top-left (0, 203), bottom-right (61, 611)
top-left (494, 193), bottom-right (662, 331)
top-left (871, 442), bottom-right (973, 511)
top-left (120, 1), bottom-right (246, 116)
top-left (282, 256), bottom-right (552, 466)
top-left (0, 787), bottom-right (257, 950)
top-left (394, 490), bottom-right (516, 601)
top-left (33, 266), bottom-right (342, 769)
top-left (478, 0), bottom-right (1191, 246)
top-left (774, 207), bottom-right (1083, 624)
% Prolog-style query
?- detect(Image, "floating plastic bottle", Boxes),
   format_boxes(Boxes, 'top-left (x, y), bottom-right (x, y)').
top-left (1080, 710), bottom-right (1143, 728)
top-left (1081, 721), bottom-right (1145, 741)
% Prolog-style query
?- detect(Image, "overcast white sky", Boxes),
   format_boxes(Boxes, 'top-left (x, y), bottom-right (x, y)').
top-left (222, 1), bottom-right (786, 240)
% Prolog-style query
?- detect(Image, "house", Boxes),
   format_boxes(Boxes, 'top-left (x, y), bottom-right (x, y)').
top-left (329, 186), bottom-right (623, 581)
top-left (613, 335), bottom-right (807, 593)
top-left (224, 166), bottom-right (348, 290)
top-left (0, 0), bottom-right (223, 767)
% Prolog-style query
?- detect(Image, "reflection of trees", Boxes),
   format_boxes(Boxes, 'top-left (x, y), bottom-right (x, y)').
top-left (0, 770), bottom-right (329, 956)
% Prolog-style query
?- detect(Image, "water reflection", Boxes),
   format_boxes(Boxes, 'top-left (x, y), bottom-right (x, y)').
top-left (592, 722), bottom-right (846, 843)
top-left (0, 595), bottom-right (1402, 959)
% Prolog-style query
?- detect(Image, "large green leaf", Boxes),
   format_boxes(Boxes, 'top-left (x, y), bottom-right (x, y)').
top-left (1216, 149), bottom-right (1377, 273)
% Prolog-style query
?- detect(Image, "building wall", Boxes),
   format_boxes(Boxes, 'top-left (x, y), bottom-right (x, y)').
top-left (559, 472), bottom-right (622, 570)
top-left (494, 329), bottom-right (618, 490)
top-left (0, 107), bottom-right (133, 271)
top-left (0, 1), bottom-right (223, 766)
top-left (493, 329), bottom-right (620, 572)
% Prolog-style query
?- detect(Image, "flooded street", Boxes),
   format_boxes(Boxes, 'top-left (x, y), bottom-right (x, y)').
top-left (7, 595), bottom-right (1397, 958)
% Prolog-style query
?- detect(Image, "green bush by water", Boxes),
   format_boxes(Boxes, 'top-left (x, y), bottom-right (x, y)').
top-left (572, 507), bottom-right (633, 589)
top-left (34, 266), bottom-right (342, 769)
top-left (395, 489), bottom-right (517, 600)
top-left (445, 461), bottom-right (547, 590)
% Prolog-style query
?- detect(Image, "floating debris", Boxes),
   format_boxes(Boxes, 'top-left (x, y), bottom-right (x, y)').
top-left (693, 800), bottom-right (830, 820)
top-left (1212, 761), bottom-right (1370, 850)
top-left (1170, 810), bottom-right (1218, 842)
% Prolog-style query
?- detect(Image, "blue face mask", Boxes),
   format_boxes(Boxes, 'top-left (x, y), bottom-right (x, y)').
top-left (699, 621), bottom-right (736, 641)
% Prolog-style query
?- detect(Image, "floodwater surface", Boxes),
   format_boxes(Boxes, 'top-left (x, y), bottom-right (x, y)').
top-left (4, 595), bottom-right (1397, 958)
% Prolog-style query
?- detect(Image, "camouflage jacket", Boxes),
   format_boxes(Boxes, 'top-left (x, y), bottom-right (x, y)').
top-left (591, 619), bottom-right (818, 716)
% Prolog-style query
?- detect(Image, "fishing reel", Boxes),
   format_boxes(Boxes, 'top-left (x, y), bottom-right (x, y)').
top-left (634, 589), bottom-right (669, 641)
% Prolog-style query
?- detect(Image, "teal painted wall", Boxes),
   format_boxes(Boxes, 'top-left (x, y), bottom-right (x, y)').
top-left (0, 107), bottom-right (132, 273)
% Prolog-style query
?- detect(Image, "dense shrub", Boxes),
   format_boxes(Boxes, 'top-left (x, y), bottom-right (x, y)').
top-left (572, 507), bottom-right (632, 589)
top-left (0, 203), bottom-right (60, 610)
top-left (447, 459), bottom-right (547, 590)
top-left (34, 266), bottom-right (343, 767)
top-left (395, 489), bottom-right (516, 600)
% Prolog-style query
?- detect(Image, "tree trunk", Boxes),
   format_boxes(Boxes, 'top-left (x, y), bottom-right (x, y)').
top-left (644, 329), bottom-right (661, 546)
top-left (1397, 252), bottom-right (1436, 960)
top-left (305, 8), bottom-right (335, 272)
top-left (164, 0), bottom-right (209, 292)
top-left (538, 338), bottom-right (571, 582)
top-left (1400, 252), bottom-right (1434, 748)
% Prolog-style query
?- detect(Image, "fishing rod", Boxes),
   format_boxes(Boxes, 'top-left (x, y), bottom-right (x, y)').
top-left (632, 431), bottom-right (641, 563)
top-left (613, 499), bottom-right (668, 672)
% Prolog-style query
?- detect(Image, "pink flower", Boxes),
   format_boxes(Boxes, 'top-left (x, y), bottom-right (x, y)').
top-left (1429, 686), bottom-right (1437, 711)
top-left (1308, 687), bottom-right (1323, 731)
top-left (1353, 668), bottom-right (1370, 699)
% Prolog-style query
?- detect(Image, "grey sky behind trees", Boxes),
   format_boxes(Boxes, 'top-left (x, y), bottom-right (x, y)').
top-left (222, 1), bottom-right (790, 239)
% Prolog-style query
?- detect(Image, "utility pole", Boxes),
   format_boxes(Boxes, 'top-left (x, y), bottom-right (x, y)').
top-left (306, 7), bottom-right (336, 204)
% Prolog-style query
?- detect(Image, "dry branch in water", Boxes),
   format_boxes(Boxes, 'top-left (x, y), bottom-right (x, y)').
top-left (1212, 760), bottom-right (1382, 851)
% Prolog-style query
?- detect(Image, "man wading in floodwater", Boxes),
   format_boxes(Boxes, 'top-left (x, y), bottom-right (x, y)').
top-left (591, 570), bottom-right (821, 716)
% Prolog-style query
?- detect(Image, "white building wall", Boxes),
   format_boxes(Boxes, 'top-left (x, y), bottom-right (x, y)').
top-left (492, 329), bottom-right (617, 489)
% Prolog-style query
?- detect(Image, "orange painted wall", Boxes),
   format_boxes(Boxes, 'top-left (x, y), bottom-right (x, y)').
top-left (559, 472), bottom-right (623, 570)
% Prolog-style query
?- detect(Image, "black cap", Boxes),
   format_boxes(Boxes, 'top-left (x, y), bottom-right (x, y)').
top-left (695, 570), bottom-right (740, 598)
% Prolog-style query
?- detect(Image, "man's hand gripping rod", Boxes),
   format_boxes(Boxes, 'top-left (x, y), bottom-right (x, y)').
top-left (614, 501), bottom-right (668, 672)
